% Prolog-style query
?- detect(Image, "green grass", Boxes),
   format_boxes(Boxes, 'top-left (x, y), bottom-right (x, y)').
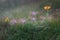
top-left (0, 19), bottom-right (60, 40)
top-left (0, 1), bottom-right (60, 40)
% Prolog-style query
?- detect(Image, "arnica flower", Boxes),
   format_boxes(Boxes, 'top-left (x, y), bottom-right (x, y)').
top-left (4, 17), bottom-right (9, 22)
top-left (18, 18), bottom-right (26, 24)
top-left (10, 19), bottom-right (17, 25)
top-left (31, 11), bottom-right (37, 16)
top-left (44, 5), bottom-right (51, 10)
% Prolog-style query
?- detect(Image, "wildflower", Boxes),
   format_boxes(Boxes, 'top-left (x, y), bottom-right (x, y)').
top-left (30, 17), bottom-right (36, 21)
top-left (18, 18), bottom-right (26, 24)
top-left (4, 17), bottom-right (9, 22)
top-left (44, 5), bottom-right (51, 10)
top-left (31, 11), bottom-right (37, 16)
top-left (10, 19), bottom-right (17, 25)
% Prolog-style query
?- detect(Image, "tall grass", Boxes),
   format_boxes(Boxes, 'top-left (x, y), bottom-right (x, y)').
top-left (0, 19), bottom-right (59, 40)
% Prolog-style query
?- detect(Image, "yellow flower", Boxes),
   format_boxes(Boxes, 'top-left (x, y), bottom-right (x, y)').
top-left (44, 5), bottom-right (51, 10)
top-left (5, 17), bottom-right (9, 22)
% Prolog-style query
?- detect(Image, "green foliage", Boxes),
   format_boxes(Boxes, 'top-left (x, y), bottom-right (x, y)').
top-left (49, 19), bottom-right (60, 34)
top-left (56, 35), bottom-right (60, 40)
top-left (3, 19), bottom-right (59, 40)
top-left (0, 19), bottom-right (60, 40)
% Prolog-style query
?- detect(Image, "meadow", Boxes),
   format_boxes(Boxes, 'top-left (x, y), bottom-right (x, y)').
top-left (0, 2), bottom-right (60, 40)
top-left (0, 18), bottom-right (60, 40)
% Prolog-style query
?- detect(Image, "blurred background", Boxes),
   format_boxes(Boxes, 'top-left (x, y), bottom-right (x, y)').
top-left (0, 0), bottom-right (41, 18)
top-left (0, 0), bottom-right (60, 18)
top-left (0, 0), bottom-right (60, 40)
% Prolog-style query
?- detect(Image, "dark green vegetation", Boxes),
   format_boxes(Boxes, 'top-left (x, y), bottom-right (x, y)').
top-left (0, 19), bottom-right (60, 40)
top-left (40, 0), bottom-right (60, 11)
